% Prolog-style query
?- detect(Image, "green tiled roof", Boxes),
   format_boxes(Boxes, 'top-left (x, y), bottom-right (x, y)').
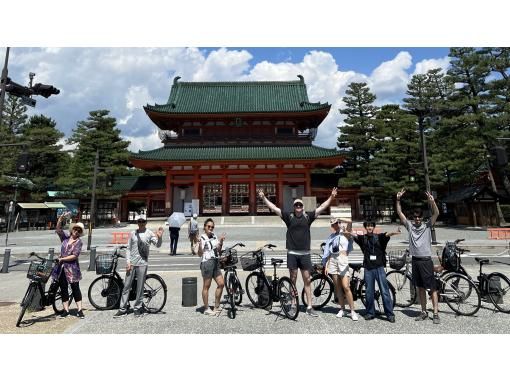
top-left (131, 145), bottom-right (341, 162)
top-left (144, 76), bottom-right (330, 114)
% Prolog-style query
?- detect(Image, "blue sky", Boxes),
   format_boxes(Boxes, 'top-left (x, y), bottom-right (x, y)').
top-left (2, 47), bottom-right (452, 152)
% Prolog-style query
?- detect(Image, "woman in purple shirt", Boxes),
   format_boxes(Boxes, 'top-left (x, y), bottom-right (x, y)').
top-left (52, 212), bottom-right (85, 319)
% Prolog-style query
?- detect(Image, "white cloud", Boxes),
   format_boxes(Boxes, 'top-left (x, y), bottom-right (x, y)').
top-left (5, 48), bottom-right (451, 151)
top-left (413, 57), bottom-right (451, 75)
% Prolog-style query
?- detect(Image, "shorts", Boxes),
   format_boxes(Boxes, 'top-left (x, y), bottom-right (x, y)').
top-left (411, 257), bottom-right (436, 290)
top-left (287, 252), bottom-right (313, 272)
top-left (328, 255), bottom-right (350, 277)
top-left (200, 259), bottom-right (221, 279)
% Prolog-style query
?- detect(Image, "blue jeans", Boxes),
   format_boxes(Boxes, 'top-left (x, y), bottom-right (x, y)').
top-left (364, 266), bottom-right (394, 318)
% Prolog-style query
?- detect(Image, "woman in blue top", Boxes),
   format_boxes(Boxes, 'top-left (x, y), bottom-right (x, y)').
top-left (323, 217), bottom-right (358, 321)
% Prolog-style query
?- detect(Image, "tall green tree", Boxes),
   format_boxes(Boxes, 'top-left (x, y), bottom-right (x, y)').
top-left (57, 110), bottom-right (131, 197)
top-left (2, 94), bottom-right (28, 135)
top-left (370, 104), bottom-right (421, 196)
top-left (20, 115), bottom-right (65, 200)
top-left (337, 82), bottom-right (379, 189)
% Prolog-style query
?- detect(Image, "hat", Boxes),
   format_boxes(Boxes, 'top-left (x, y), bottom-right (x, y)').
top-left (70, 222), bottom-right (85, 236)
top-left (330, 217), bottom-right (339, 225)
top-left (293, 199), bottom-right (304, 206)
top-left (192, 213), bottom-right (198, 218)
top-left (136, 214), bottom-right (147, 222)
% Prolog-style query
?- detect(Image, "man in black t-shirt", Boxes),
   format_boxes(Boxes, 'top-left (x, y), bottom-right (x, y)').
top-left (351, 221), bottom-right (400, 322)
top-left (259, 187), bottom-right (337, 317)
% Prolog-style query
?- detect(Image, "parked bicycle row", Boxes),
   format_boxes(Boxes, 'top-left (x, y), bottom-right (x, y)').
top-left (16, 187), bottom-right (510, 327)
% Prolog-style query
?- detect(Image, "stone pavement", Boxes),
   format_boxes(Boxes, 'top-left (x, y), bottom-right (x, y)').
top-left (1, 262), bottom-right (510, 334)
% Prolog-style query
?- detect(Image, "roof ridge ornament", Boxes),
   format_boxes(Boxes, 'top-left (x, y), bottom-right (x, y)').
top-left (297, 75), bottom-right (304, 83)
top-left (173, 76), bottom-right (181, 85)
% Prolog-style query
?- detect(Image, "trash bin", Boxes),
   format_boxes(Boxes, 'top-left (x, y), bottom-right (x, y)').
top-left (182, 277), bottom-right (197, 307)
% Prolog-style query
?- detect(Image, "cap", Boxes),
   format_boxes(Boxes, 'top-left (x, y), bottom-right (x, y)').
top-left (192, 213), bottom-right (198, 218)
top-left (293, 199), bottom-right (304, 206)
top-left (330, 217), bottom-right (339, 225)
top-left (136, 214), bottom-right (147, 222)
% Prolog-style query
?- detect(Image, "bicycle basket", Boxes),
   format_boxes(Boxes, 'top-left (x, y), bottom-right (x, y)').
top-left (219, 248), bottom-right (238, 269)
top-left (95, 254), bottom-right (114, 275)
top-left (240, 251), bottom-right (263, 271)
top-left (27, 260), bottom-right (53, 283)
top-left (441, 243), bottom-right (460, 272)
top-left (310, 253), bottom-right (324, 274)
top-left (388, 250), bottom-right (407, 270)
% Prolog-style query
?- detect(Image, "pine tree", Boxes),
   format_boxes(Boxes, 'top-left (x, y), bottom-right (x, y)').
top-left (57, 110), bottom-right (131, 197)
top-left (2, 94), bottom-right (28, 135)
top-left (20, 115), bottom-right (65, 200)
top-left (337, 82), bottom-right (379, 189)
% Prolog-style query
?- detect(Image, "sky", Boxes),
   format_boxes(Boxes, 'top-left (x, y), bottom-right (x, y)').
top-left (1, 47), bottom-right (451, 152)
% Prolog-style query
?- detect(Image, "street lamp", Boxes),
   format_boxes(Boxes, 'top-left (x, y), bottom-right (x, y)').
top-left (420, 116), bottom-right (438, 244)
top-left (0, 47), bottom-right (10, 126)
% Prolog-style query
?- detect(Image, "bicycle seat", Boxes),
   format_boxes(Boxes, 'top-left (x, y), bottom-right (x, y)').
top-left (349, 263), bottom-right (362, 272)
top-left (475, 258), bottom-right (489, 265)
top-left (271, 258), bottom-right (283, 265)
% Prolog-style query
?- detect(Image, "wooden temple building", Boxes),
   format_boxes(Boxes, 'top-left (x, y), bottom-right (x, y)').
top-left (117, 75), bottom-right (358, 219)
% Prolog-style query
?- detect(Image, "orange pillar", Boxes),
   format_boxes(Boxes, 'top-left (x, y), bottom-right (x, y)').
top-left (277, 165), bottom-right (284, 207)
top-left (222, 168), bottom-right (228, 215)
top-left (305, 168), bottom-right (311, 196)
top-left (165, 171), bottom-right (173, 215)
top-left (249, 166), bottom-right (256, 215)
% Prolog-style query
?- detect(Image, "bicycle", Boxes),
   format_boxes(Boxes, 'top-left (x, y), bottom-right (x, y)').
top-left (243, 244), bottom-right (300, 320)
top-left (386, 249), bottom-right (417, 307)
top-left (219, 242), bottom-right (245, 319)
top-left (439, 239), bottom-right (509, 314)
top-left (16, 252), bottom-right (73, 327)
top-left (300, 249), bottom-right (334, 309)
top-left (87, 246), bottom-right (167, 314)
top-left (349, 262), bottom-right (396, 315)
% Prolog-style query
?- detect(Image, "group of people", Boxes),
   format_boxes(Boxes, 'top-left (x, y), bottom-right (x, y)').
top-left (50, 185), bottom-right (441, 323)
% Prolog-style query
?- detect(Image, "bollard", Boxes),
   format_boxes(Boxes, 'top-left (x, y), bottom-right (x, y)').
top-left (182, 277), bottom-right (197, 307)
top-left (88, 247), bottom-right (97, 271)
top-left (1, 249), bottom-right (11, 273)
top-left (47, 248), bottom-right (55, 261)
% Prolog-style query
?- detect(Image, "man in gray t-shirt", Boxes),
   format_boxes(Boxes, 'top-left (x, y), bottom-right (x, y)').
top-left (396, 189), bottom-right (440, 324)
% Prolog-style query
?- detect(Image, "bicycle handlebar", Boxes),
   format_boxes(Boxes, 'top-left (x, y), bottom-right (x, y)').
top-left (454, 238), bottom-right (465, 244)
top-left (29, 252), bottom-right (59, 264)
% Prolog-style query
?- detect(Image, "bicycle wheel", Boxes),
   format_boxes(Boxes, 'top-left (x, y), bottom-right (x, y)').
top-left (245, 272), bottom-right (271, 309)
top-left (52, 283), bottom-right (74, 315)
top-left (233, 275), bottom-right (243, 306)
top-left (88, 275), bottom-right (122, 310)
top-left (17, 283), bottom-right (37, 327)
top-left (279, 277), bottom-right (299, 320)
top-left (360, 281), bottom-right (396, 314)
top-left (143, 274), bottom-right (167, 313)
top-left (487, 273), bottom-right (510, 313)
top-left (442, 273), bottom-right (481, 316)
top-left (301, 273), bottom-right (333, 309)
top-left (228, 275), bottom-right (236, 319)
top-left (386, 270), bottom-right (416, 307)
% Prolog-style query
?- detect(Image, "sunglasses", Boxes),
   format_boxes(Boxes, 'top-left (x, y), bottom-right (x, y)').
top-left (294, 203), bottom-right (303, 208)
top-left (72, 228), bottom-right (82, 232)
top-left (331, 221), bottom-right (339, 226)
top-left (205, 225), bottom-right (215, 229)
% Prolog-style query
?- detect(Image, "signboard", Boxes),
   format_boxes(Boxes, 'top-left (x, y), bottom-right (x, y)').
top-left (183, 202), bottom-right (193, 217)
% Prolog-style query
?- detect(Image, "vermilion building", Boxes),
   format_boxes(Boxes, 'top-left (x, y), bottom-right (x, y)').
top-left (118, 76), bottom-right (358, 219)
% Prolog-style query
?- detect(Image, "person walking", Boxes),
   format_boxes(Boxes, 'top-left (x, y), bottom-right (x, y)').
top-left (351, 220), bottom-right (400, 323)
top-left (114, 215), bottom-right (163, 318)
top-left (258, 187), bottom-right (337, 317)
top-left (198, 218), bottom-right (226, 316)
top-left (53, 212), bottom-right (85, 319)
top-left (396, 188), bottom-right (441, 324)
top-left (188, 213), bottom-right (199, 255)
top-left (322, 217), bottom-right (359, 321)
top-left (167, 214), bottom-right (180, 256)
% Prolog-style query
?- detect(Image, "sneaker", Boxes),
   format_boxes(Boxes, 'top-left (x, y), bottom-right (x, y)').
top-left (134, 309), bottom-right (143, 317)
top-left (414, 311), bottom-right (428, 321)
top-left (213, 308), bottom-right (222, 315)
top-left (433, 313), bottom-right (440, 324)
top-left (113, 310), bottom-right (127, 318)
top-left (336, 309), bottom-right (344, 318)
top-left (387, 316), bottom-right (396, 323)
top-left (204, 308), bottom-right (217, 316)
top-left (59, 310), bottom-right (69, 319)
top-left (364, 314), bottom-right (375, 321)
top-left (306, 307), bottom-right (319, 317)
top-left (351, 311), bottom-right (359, 321)
top-left (77, 310), bottom-right (85, 319)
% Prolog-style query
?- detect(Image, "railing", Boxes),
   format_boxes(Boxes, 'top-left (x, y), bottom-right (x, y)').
top-left (488, 228), bottom-right (510, 240)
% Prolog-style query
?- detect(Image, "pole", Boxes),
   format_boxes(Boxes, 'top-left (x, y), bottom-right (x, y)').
top-left (484, 144), bottom-right (506, 226)
top-left (87, 149), bottom-right (99, 251)
top-left (419, 118), bottom-right (438, 244)
top-left (4, 201), bottom-right (13, 246)
top-left (0, 47), bottom-right (10, 126)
